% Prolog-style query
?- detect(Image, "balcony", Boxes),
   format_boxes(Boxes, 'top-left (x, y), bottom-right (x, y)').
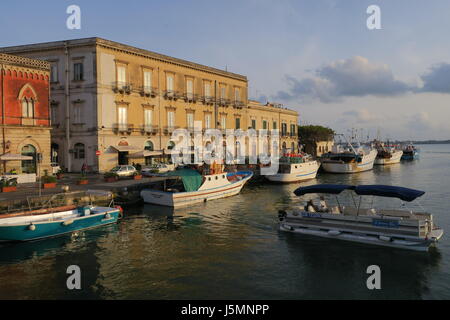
top-left (201, 96), bottom-right (214, 105)
top-left (113, 82), bottom-right (132, 94)
top-left (182, 93), bottom-right (199, 103)
top-left (139, 86), bottom-right (158, 98)
top-left (163, 125), bottom-right (179, 135)
top-left (218, 98), bottom-right (230, 106)
top-left (163, 90), bottom-right (180, 100)
top-left (233, 100), bottom-right (246, 109)
top-left (113, 123), bottom-right (134, 135)
top-left (141, 125), bottom-right (159, 135)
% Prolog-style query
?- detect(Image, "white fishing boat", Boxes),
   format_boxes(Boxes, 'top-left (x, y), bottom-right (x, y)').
top-left (321, 141), bottom-right (377, 174)
top-left (278, 184), bottom-right (443, 252)
top-left (373, 141), bottom-right (403, 165)
top-left (266, 153), bottom-right (320, 183)
top-left (140, 168), bottom-right (253, 207)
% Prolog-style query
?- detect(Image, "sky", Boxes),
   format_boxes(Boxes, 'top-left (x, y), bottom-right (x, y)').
top-left (1, 0), bottom-right (450, 140)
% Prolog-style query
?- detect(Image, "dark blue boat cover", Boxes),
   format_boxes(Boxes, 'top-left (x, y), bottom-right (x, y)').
top-left (293, 184), bottom-right (354, 196)
top-left (294, 184), bottom-right (425, 202)
top-left (354, 185), bottom-right (425, 202)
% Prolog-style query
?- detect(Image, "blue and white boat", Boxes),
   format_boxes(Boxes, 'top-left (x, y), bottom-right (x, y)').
top-left (401, 144), bottom-right (419, 160)
top-left (0, 193), bottom-right (122, 242)
top-left (141, 169), bottom-right (253, 207)
top-left (278, 184), bottom-right (443, 251)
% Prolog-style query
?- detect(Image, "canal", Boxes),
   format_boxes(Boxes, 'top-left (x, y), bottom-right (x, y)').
top-left (0, 144), bottom-right (449, 299)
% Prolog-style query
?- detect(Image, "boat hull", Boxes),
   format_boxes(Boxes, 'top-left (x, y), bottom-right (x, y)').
top-left (321, 150), bottom-right (377, 173)
top-left (279, 223), bottom-right (440, 251)
top-left (0, 209), bottom-right (120, 242)
top-left (401, 152), bottom-right (419, 160)
top-left (374, 150), bottom-right (403, 165)
top-left (266, 161), bottom-right (320, 183)
top-left (141, 171), bottom-right (253, 207)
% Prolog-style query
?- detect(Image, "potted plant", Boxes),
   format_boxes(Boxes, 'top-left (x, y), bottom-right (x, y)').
top-left (41, 174), bottom-right (57, 189)
top-left (1, 178), bottom-right (17, 193)
top-left (104, 172), bottom-right (119, 182)
top-left (77, 174), bottom-right (89, 185)
top-left (133, 171), bottom-right (142, 180)
top-left (56, 168), bottom-right (64, 179)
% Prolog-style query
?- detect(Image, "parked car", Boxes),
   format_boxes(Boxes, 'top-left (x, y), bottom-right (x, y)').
top-left (109, 165), bottom-right (137, 177)
top-left (50, 162), bottom-right (61, 175)
top-left (141, 163), bottom-right (176, 176)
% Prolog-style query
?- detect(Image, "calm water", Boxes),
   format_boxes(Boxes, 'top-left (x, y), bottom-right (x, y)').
top-left (1, 144), bottom-right (450, 300)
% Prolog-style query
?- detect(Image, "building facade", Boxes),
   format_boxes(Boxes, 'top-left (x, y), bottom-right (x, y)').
top-left (1, 38), bottom-right (298, 172)
top-left (0, 53), bottom-right (51, 176)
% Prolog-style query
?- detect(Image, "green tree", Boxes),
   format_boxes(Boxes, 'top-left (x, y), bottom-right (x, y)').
top-left (298, 125), bottom-right (334, 142)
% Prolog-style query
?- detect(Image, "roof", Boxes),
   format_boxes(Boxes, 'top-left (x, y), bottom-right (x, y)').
top-left (294, 184), bottom-right (425, 202)
top-left (0, 37), bottom-right (247, 81)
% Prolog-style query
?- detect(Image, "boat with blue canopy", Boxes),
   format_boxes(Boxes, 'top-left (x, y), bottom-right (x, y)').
top-left (279, 184), bottom-right (443, 251)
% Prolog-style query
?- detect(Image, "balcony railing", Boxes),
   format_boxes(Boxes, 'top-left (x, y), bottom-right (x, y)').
top-left (201, 96), bottom-right (214, 105)
top-left (163, 125), bottom-right (179, 135)
top-left (163, 90), bottom-right (181, 100)
top-left (112, 82), bottom-right (133, 94)
top-left (182, 93), bottom-right (199, 103)
top-left (113, 123), bottom-right (134, 134)
top-left (141, 125), bottom-right (159, 135)
top-left (218, 98), bottom-right (230, 106)
top-left (139, 86), bottom-right (158, 98)
top-left (233, 100), bottom-right (246, 108)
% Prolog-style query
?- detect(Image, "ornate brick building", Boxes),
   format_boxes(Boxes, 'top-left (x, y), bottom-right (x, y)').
top-left (0, 53), bottom-right (51, 176)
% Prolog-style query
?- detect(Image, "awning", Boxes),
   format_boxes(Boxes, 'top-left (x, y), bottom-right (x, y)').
top-left (0, 153), bottom-right (33, 161)
top-left (127, 150), bottom-right (164, 158)
top-left (294, 184), bottom-right (354, 196)
top-left (354, 185), bottom-right (425, 202)
top-left (110, 145), bottom-right (141, 152)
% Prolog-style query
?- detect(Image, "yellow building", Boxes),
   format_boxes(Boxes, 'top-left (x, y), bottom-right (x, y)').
top-left (1, 38), bottom-right (299, 172)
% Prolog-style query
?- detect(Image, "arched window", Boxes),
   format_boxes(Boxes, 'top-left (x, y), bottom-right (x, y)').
top-left (22, 98), bottom-right (34, 118)
top-left (144, 141), bottom-right (154, 151)
top-left (167, 141), bottom-right (175, 150)
top-left (74, 143), bottom-right (85, 159)
top-left (21, 144), bottom-right (37, 174)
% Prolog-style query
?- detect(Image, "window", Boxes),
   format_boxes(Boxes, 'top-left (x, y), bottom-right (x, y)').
top-left (187, 113), bottom-right (194, 129)
top-left (144, 70), bottom-right (152, 91)
top-left (73, 105), bottom-right (82, 124)
top-left (144, 109), bottom-right (153, 130)
top-left (22, 98), bottom-right (34, 118)
top-left (50, 64), bottom-right (58, 83)
top-left (117, 65), bottom-right (127, 86)
top-left (234, 87), bottom-right (240, 102)
top-left (221, 86), bottom-right (226, 99)
top-left (291, 142), bottom-right (295, 152)
top-left (221, 116), bottom-right (226, 129)
top-left (204, 81), bottom-right (211, 98)
top-left (167, 111), bottom-right (175, 128)
top-left (290, 124), bottom-right (296, 135)
top-left (235, 118), bottom-right (241, 129)
top-left (251, 119), bottom-right (256, 129)
top-left (262, 120), bottom-right (267, 130)
top-left (144, 141), bottom-right (154, 151)
top-left (167, 74), bottom-right (174, 92)
top-left (118, 106), bottom-right (127, 130)
top-left (21, 144), bottom-right (37, 174)
top-left (74, 143), bottom-right (85, 159)
top-left (273, 121), bottom-right (277, 130)
top-left (282, 123), bottom-right (287, 135)
top-left (186, 78), bottom-right (194, 98)
top-left (205, 114), bottom-right (211, 129)
top-left (74, 63), bottom-right (84, 81)
top-left (51, 106), bottom-right (58, 124)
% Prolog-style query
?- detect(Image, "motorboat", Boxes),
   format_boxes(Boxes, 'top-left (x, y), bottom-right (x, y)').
top-left (402, 144), bottom-right (419, 160)
top-left (0, 191), bottom-right (122, 242)
top-left (321, 136), bottom-right (377, 173)
top-left (140, 168), bottom-right (253, 207)
top-left (278, 184), bottom-right (443, 251)
top-left (266, 153), bottom-right (320, 183)
top-left (373, 141), bottom-right (403, 165)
